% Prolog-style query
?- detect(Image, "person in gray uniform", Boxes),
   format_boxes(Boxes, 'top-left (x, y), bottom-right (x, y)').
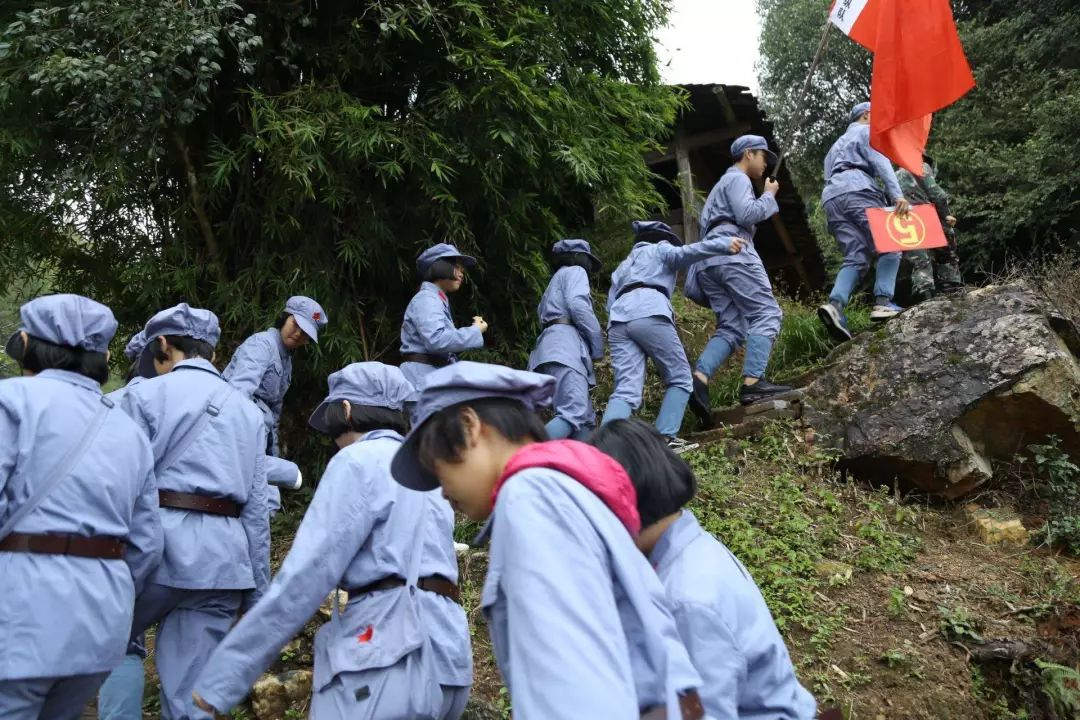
top-left (527, 239), bottom-right (604, 440)
top-left (121, 303), bottom-right (269, 720)
top-left (0, 294), bottom-right (162, 720)
top-left (685, 134), bottom-right (791, 423)
top-left (601, 220), bottom-right (742, 452)
top-left (818, 102), bottom-right (911, 341)
top-left (194, 362), bottom-right (472, 719)
top-left (399, 243), bottom-right (487, 391)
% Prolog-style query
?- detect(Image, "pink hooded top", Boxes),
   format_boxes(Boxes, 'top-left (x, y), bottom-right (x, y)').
top-left (493, 439), bottom-right (642, 536)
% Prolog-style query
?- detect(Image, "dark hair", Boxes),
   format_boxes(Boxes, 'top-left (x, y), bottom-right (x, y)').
top-left (635, 228), bottom-right (681, 245)
top-left (424, 258), bottom-right (461, 282)
top-left (273, 312), bottom-right (290, 330)
top-left (18, 335), bottom-right (110, 385)
top-left (552, 252), bottom-right (596, 275)
top-left (150, 335), bottom-right (214, 362)
top-left (124, 361), bottom-right (140, 384)
top-left (588, 419), bottom-right (696, 527)
top-left (318, 401), bottom-right (409, 437)
top-left (417, 397), bottom-right (548, 470)
top-left (733, 148), bottom-right (765, 165)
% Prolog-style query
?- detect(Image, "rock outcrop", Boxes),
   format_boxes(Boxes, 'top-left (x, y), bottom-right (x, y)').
top-left (251, 670), bottom-right (313, 720)
top-left (798, 283), bottom-right (1080, 497)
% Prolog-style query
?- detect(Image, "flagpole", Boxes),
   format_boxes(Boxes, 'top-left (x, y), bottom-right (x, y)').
top-left (771, 15), bottom-right (834, 179)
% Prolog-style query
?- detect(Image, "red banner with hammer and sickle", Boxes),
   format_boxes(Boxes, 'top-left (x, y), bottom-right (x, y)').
top-left (866, 204), bottom-right (948, 254)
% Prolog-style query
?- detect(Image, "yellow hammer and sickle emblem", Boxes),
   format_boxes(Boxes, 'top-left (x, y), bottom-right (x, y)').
top-left (885, 210), bottom-right (927, 248)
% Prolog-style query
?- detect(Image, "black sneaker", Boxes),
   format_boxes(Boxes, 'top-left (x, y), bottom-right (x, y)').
top-left (689, 376), bottom-right (713, 427)
top-left (740, 379), bottom-right (794, 406)
top-left (665, 436), bottom-right (700, 455)
top-left (818, 303), bottom-right (853, 342)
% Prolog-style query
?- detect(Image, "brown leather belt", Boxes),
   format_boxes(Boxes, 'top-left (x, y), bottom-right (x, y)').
top-left (0, 532), bottom-right (126, 560)
top-left (543, 317), bottom-right (574, 329)
top-left (640, 690), bottom-right (704, 720)
top-left (401, 353), bottom-right (451, 368)
top-left (347, 575), bottom-right (461, 604)
top-left (159, 490), bottom-right (241, 518)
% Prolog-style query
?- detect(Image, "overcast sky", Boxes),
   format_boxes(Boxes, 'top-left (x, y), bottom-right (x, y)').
top-left (655, 0), bottom-right (761, 91)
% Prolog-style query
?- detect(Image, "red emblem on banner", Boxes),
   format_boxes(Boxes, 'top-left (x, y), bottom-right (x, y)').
top-left (866, 204), bottom-right (948, 254)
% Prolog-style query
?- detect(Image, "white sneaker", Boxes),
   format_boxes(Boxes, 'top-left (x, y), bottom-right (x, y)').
top-left (870, 302), bottom-right (904, 321)
top-left (666, 437), bottom-right (700, 455)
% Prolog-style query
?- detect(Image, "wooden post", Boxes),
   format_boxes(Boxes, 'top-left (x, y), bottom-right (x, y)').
top-left (674, 129), bottom-right (699, 243)
top-left (770, 215), bottom-right (813, 290)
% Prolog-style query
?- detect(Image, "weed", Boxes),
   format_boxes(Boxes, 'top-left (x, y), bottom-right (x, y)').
top-left (495, 686), bottom-right (512, 718)
top-left (852, 489), bottom-right (922, 572)
top-left (881, 646), bottom-right (908, 668)
top-left (887, 587), bottom-right (907, 618)
top-left (938, 605), bottom-right (984, 643)
top-left (880, 641), bottom-right (926, 679)
top-left (1028, 436), bottom-right (1080, 554)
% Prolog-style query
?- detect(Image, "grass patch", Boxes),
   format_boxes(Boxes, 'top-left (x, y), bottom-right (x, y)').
top-left (683, 421), bottom-right (922, 644)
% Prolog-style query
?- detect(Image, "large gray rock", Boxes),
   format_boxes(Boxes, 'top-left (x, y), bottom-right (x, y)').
top-left (801, 283), bottom-right (1080, 498)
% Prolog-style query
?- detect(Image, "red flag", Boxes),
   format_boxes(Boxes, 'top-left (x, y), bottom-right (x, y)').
top-left (830, 0), bottom-right (975, 174)
top-left (866, 204), bottom-right (949, 254)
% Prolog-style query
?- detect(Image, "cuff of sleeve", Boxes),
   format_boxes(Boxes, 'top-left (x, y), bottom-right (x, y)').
top-left (467, 327), bottom-right (485, 349)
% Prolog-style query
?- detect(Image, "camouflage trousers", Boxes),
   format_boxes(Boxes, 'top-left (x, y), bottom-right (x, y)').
top-left (909, 231), bottom-right (962, 296)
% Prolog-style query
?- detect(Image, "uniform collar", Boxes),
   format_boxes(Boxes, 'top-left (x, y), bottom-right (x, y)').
top-left (421, 281), bottom-right (448, 303)
top-left (361, 429), bottom-right (404, 443)
top-left (267, 327), bottom-right (290, 358)
top-left (171, 357), bottom-right (221, 377)
top-left (35, 368), bottom-right (103, 394)
top-left (648, 509), bottom-right (701, 571)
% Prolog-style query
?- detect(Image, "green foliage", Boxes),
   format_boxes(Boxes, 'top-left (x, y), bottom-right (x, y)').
top-left (757, 0), bottom-right (1080, 278)
top-left (756, 0), bottom-right (870, 198)
top-left (1035, 659), bottom-right (1080, 718)
top-left (0, 0), bottom-right (680, 457)
top-left (684, 291), bottom-right (872, 410)
top-left (1026, 436), bottom-right (1080, 554)
top-left (938, 605), bottom-right (983, 643)
top-left (685, 422), bottom-right (921, 642)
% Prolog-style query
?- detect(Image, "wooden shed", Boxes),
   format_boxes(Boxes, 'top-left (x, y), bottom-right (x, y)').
top-left (648, 83), bottom-right (825, 294)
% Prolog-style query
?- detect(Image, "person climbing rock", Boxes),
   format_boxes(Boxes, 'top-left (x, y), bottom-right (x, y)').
top-left (818, 102), bottom-right (911, 342)
top-left (897, 154), bottom-right (963, 302)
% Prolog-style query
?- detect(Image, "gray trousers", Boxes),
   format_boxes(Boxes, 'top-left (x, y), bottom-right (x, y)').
top-left (536, 362), bottom-right (595, 432)
top-left (131, 583), bottom-right (243, 720)
top-left (0, 673), bottom-right (109, 720)
top-left (608, 317), bottom-right (693, 410)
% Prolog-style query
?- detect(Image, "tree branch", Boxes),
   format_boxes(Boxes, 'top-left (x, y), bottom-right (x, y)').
top-left (170, 128), bottom-right (227, 285)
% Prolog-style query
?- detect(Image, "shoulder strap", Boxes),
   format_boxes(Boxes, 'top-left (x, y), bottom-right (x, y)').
top-left (154, 382), bottom-right (235, 476)
top-left (0, 395), bottom-right (114, 539)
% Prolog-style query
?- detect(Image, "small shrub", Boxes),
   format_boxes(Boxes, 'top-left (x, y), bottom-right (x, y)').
top-left (1028, 436), bottom-right (1080, 554)
top-left (1036, 660), bottom-right (1080, 718)
top-left (938, 605), bottom-right (983, 643)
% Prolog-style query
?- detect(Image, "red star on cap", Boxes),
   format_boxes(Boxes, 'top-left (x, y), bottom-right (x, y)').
top-left (312, 311), bottom-right (321, 321)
